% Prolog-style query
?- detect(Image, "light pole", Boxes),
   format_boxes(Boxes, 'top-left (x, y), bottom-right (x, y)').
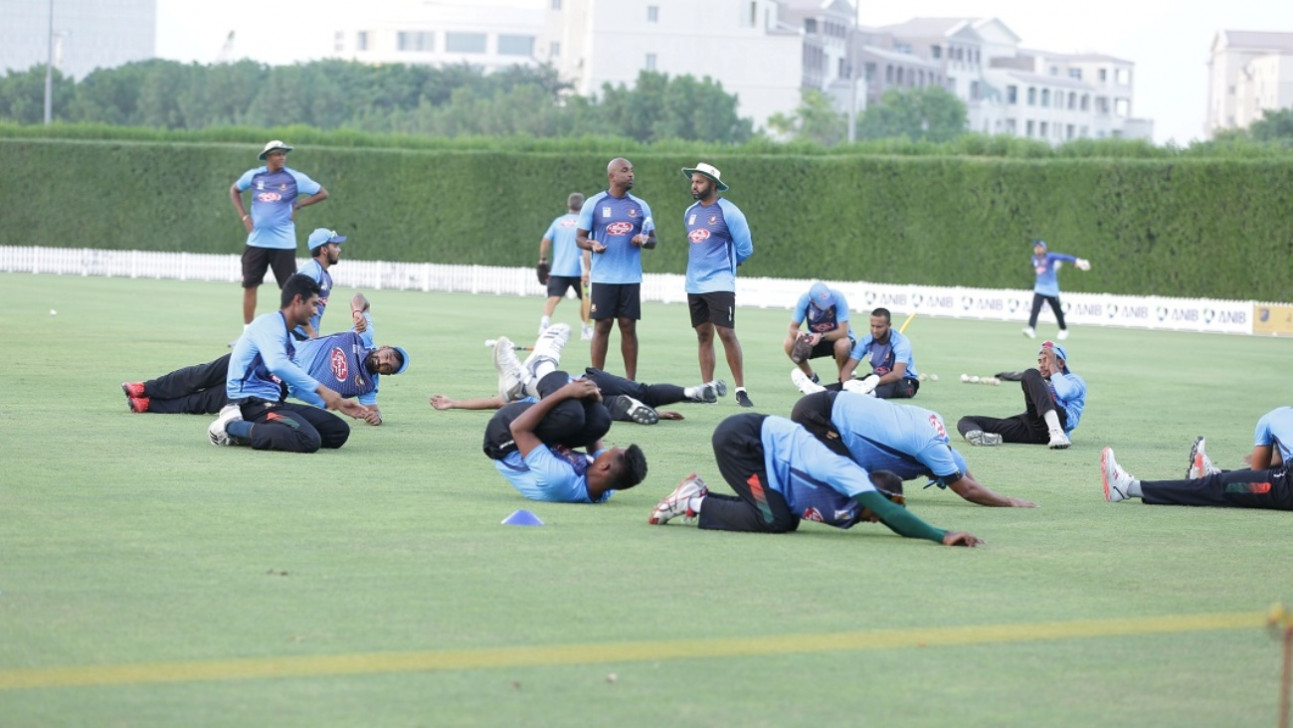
top-left (43, 0), bottom-right (53, 125)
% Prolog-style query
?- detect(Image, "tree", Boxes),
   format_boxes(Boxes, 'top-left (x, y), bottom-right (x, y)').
top-left (766, 88), bottom-right (846, 146)
top-left (597, 70), bottom-right (752, 144)
top-left (1249, 107), bottom-right (1293, 144)
top-left (856, 86), bottom-right (967, 142)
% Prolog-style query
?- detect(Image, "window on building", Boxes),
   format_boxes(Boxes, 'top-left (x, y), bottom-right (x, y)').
top-left (1067, 91), bottom-right (1076, 110)
top-left (1080, 125), bottom-right (1088, 137)
top-left (865, 63), bottom-right (876, 82)
top-left (646, 52), bottom-right (657, 71)
top-left (446, 32), bottom-right (486, 53)
top-left (498, 34), bottom-right (533, 56)
top-left (1115, 98), bottom-right (1129, 116)
top-left (805, 18), bottom-right (817, 34)
top-left (1027, 87), bottom-right (1036, 105)
top-left (895, 42), bottom-right (912, 53)
top-left (885, 65), bottom-right (893, 83)
top-left (1039, 121), bottom-right (1049, 137)
top-left (839, 58), bottom-right (847, 77)
top-left (1066, 124), bottom-right (1075, 139)
top-left (356, 31), bottom-right (369, 51)
top-left (1041, 89), bottom-right (1050, 107)
top-left (746, 1), bottom-right (757, 27)
top-left (647, 5), bottom-right (658, 22)
top-left (1096, 96), bottom-right (1109, 114)
top-left (1069, 68), bottom-right (1082, 80)
top-left (896, 67), bottom-right (903, 84)
top-left (1007, 85), bottom-right (1018, 104)
top-left (1026, 120), bottom-right (1035, 137)
top-left (917, 70), bottom-right (924, 86)
top-left (1049, 65), bottom-right (1059, 76)
top-left (549, 41), bottom-right (561, 58)
top-left (1116, 68), bottom-right (1130, 85)
top-left (397, 31), bottom-right (435, 52)
top-left (333, 31), bottom-right (344, 52)
top-left (551, 0), bottom-right (562, 8)
top-left (931, 45), bottom-right (941, 59)
top-left (1081, 94), bottom-right (1089, 111)
top-left (1098, 68), bottom-right (1107, 82)
top-left (1006, 118), bottom-right (1017, 134)
top-left (970, 80), bottom-right (980, 100)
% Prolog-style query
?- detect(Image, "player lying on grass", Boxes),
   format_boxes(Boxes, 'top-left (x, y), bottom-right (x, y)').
top-left (207, 274), bottom-right (371, 452)
top-left (430, 324), bottom-right (726, 425)
top-left (790, 390), bottom-right (1037, 508)
top-left (122, 292), bottom-right (408, 426)
top-left (956, 340), bottom-right (1085, 450)
top-left (483, 364), bottom-right (648, 504)
top-left (648, 412), bottom-right (982, 546)
top-left (1100, 406), bottom-right (1293, 510)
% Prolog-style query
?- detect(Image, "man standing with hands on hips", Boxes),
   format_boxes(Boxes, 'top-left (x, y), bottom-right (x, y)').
top-left (577, 158), bottom-right (656, 381)
top-left (682, 162), bottom-right (754, 407)
top-left (229, 140), bottom-right (329, 341)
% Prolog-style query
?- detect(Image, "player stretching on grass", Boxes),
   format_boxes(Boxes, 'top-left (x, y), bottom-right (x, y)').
top-left (648, 413), bottom-right (982, 546)
top-left (1101, 406), bottom-right (1293, 510)
top-left (1023, 238), bottom-right (1090, 341)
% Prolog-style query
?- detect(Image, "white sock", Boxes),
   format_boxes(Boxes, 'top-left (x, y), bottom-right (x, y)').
top-left (1043, 410), bottom-right (1063, 434)
top-left (242, 323), bottom-right (250, 332)
top-left (684, 385), bottom-right (702, 400)
top-left (687, 495), bottom-right (704, 514)
top-left (736, 387), bottom-right (748, 394)
top-left (1127, 480), bottom-right (1143, 498)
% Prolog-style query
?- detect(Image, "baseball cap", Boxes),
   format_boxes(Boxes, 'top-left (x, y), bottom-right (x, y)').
top-left (681, 162), bottom-right (729, 191)
top-left (1032, 239), bottom-right (1047, 250)
top-left (391, 346), bottom-right (411, 375)
top-left (258, 140), bottom-right (293, 160)
top-left (809, 282), bottom-right (832, 306)
top-left (307, 228), bottom-right (346, 251)
top-left (1040, 340), bottom-right (1068, 363)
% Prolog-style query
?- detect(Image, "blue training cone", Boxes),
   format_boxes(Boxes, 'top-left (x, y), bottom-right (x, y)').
top-left (501, 509), bottom-right (545, 526)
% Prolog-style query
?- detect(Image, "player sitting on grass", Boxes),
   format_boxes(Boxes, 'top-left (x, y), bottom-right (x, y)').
top-left (648, 413), bottom-right (982, 546)
top-left (956, 340), bottom-right (1085, 450)
top-left (1101, 406), bottom-right (1293, 510)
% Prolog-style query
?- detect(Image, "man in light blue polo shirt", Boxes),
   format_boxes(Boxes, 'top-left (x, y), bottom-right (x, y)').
top-left (839, 307), bottom-right (921, 399)
top-left (538, 192), bottom-right (593, 339)
top-left (229, 140), bottom-right (329, 336)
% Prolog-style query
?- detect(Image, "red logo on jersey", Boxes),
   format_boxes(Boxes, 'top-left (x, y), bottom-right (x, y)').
top-left (688, 229), bottom-right (711, 243)
top-left (329, 347), bottom-right (349, 382)
top-left (256, 192), bottom-right (283, 202)
top-left (928, 413), bottom-right (948, 440)
top-left (606, 221), bottom-right (634, 236)
top-left (560, 218), bottom-right (577, 227)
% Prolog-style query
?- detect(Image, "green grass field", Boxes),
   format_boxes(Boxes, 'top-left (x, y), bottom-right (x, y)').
top-left (1, 273), bottom-right (1289, 727)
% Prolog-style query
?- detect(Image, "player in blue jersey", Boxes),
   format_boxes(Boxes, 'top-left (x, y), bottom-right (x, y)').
top-left (647, 413), bottom-right (983, 546)
top-left (207, 275), bottom-right (371, 452)
top-left (483, 371), bottom-right (648, 504)
top-left (1101, 407), bottom-right (1293, 510)
top-left (229, 140), bottom-right (329, 336)
top-left (682, 162), bottom-right (755, 407)
top-left (836, 307), bottom-right (920, 399)
top-left (1023, 239), bottom-right (1091, 341)
top-left (785, 282), bottom-right (855, 386)
top-left (295, 228), bottom-right (346, 339)
top-left (577, 158), bottom-right (656, 381)
top-left (956, 340), bottom-right (1085, 450)
top-left (790, 390), bottom-right (1037, 507)
top-left (538, 193), bottom-right (593, 339)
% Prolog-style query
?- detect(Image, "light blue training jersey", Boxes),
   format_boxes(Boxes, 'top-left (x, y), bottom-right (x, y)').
top-left (1031, 252), bottom-right (1078, 297)
top-left (829, 392), bottom-right (967, 486)
top-left (1049, 369), bottom-right (1087, 433)
top-left (544, 212), bottom-right (584, 278)
top-left (494, 445), bottom-right (611, 503)
top-left (235, 166), bottom-right (322, 250)
top-left (759, 415), bottom-right (878, 528)
top-left (226, 311), bottom-right (319, 402)
top-left (578, 191), bottom-right (654, 284)
top-left (289, 320), bottom-right (381, 407)
top-left (792, 288), bottom-right (851, 336)
top-left (683, 198), bottom-right (753, 294)
top-left (295, 258), bottom-right (332, 336)
top-left (849, 328), bottom-right (919, 380)
top-left (1254, 406), bottom-right (1293, 463)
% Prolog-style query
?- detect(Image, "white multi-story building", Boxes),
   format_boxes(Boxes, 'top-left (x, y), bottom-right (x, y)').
top-left (0, 0), bottom-right (155, 79)
top-left (1205, 30), bottom-right (1293, 137)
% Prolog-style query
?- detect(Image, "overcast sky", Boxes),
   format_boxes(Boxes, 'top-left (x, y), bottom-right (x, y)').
top-left (155, 0), bottom-right (1293, 146)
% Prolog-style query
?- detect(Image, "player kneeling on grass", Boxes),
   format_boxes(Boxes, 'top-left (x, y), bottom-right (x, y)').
top-left (209, 274), bottom-right (372, 452)
top-left (484, 370), bottom-right (647, 504)
top-left (1101, 406), bottom-right (1293, 510)
top-left (956, 340), bottom-right (1085, 450)
top-left (649, 413), bottom-right (983, 547)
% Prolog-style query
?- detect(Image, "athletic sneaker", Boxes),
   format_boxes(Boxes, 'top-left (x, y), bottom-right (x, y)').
top-left (735, 390), bottom-right (754, 408)
top-left (207, 403), bottom-right (243, 447)
top-left (1056, 329), bottom-right (1069, 341)
top-left (648, 474), bottom-right (708, 525)
top-left (121, 381), bottom-right (145, 399)
top-left (1186, 436), bottom-right (1221, 479)
top-left (127, 396), bottom-right (150, 413)
top-left (693, 379), bottom-right (728, 403)
top-left (1101, 447), bottom-right (1135, 503)
top-left (964, 430), bottom-right (1002, 447)
top-left (791, 368), bottom-right (825, 395)
top-left (580, 324), bottom-right (594, 341)
top-left (493, 337), bottom-right (529, 402)
top-left (523, 323), bottom-right (570, 394)
top-left (1047, 430), bottom-right (1071, 450)
top-left (1022, 326), bottom-right (1036, 339)
top-left (609, 395), bottom-right (659, 425)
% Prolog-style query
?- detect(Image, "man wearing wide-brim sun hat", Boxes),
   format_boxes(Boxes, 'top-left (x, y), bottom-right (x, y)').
top-left (227, 139), bottom-right (331, 343)
top-left (680, 161), bottom-right (754, 407)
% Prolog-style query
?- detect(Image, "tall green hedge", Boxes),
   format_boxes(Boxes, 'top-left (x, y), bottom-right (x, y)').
top-left (2, 138), bottom-right (1289, 300)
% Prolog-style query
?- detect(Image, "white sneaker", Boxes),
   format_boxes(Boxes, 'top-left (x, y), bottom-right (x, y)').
top-left (699, 379), bottom-right (728, 403)
top-left (964, 430), bottom-right (1003, 446)
top-left (1048, 429), bottom-right (1071, 450)
top-left (1186, 436), bottom-right (1220, 479)
top-left (648, 474), bottom-right (708, 525)
top-left (791, 368), bottom-right (825, 395)
top-left (493, 337), bottom-right (529, 402)
top-left (1022, 327), bottom-right (1036, 339)
top-left (207, 403), bottom-right (243, 446)
top-left (523, 323), bottom-right (570, 393)
top-left (1101, 447), bottom-right (1135, 502)
top-left (580, 324), bottom-right (594, 341)
top-left (1057, 329), bottom-right (1069, 341)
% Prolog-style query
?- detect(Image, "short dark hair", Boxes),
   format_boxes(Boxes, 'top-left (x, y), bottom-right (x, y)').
top-left (869, 470), bottom-right (905, 507)
top-left (281, 273), bottom-right (322, 308)
top-left (617, 444), bottom-right (648, 489)
top-left (390, 347), bottom-right (405, 372)
top-left (870, 307), bottom-right (892, 324)
top-left (568, 192), bottom-right (585, 210)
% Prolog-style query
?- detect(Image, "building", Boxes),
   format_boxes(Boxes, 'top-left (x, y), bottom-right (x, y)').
top-left (1205, 30), bottom-right (1293, 137)
top-left (0, 0), bottom-right (155, 79)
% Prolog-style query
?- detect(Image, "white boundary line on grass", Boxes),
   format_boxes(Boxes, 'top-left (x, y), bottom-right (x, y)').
top-left (0, 611), bottom-right (1265, 690)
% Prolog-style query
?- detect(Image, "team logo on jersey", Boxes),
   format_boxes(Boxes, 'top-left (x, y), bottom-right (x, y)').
top-left (835, 508), bottom-right (855, 522)
top-left (627, 208), bottom-right (638, 217)
top-left (279, 183), bottom-right (288, 191)
top-left (606, 221), bottom-right (634, 236)
top-left (602, 206), bottom-right (612, 218)
top-left (928, 413), bottom-right (948, 440)
top-left (708, 215), bottom-right (718, 225)
top-left (255, 181), bottom-right (264, 190)
top-left (353, 375), bottom-right (365, 388)
top-left (688, 229), bottom-right (710, 243)
top-left (802, 507), bottom-right (824, 523)
top-left (688, 214), bottom-right (697, 225)
top-left (329, 347), bottom-right (349, 382)
top-left (256, 192), bottom-right (283, 202)
top-left (560, 218), bottom-right (577, 228)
